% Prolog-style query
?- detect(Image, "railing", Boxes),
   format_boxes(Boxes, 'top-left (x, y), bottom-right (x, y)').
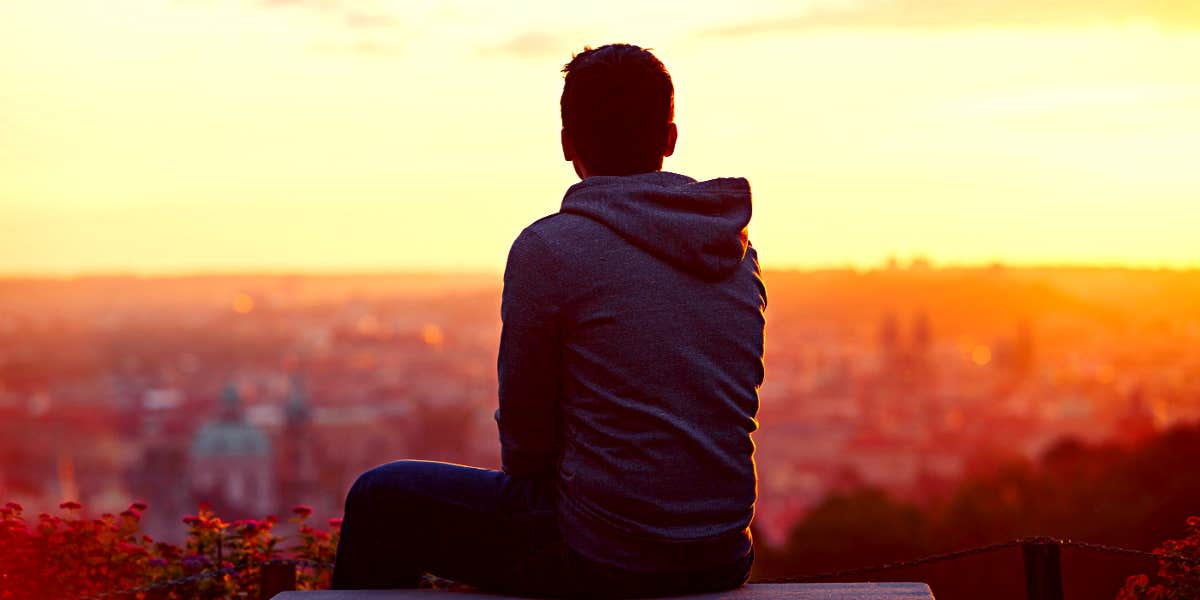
top-left (752, 536), bottom-right (1196, 600)
top-left (81, 537), bottom-right (1198, 600)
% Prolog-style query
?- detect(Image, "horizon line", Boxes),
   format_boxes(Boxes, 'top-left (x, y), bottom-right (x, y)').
top-left (3, 259), bottom-right (1200, 281)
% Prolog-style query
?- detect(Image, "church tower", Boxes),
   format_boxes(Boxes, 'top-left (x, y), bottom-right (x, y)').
top-left (189, 383), bottom-right (274, 517)
top-left (277, 374), bottom-right (320, 508)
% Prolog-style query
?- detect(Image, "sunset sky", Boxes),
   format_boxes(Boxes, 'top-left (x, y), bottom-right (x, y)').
top-left (2, 0), bottom-right (1199, 275)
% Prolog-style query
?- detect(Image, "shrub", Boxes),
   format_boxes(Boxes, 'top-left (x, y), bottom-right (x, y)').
top-left (0, 500), bottom-right (340, 599)
top-left (1117, 516), bottom-right (1200, 600)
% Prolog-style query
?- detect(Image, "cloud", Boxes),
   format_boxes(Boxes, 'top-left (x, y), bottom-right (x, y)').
top-left (312, 40), bottom-right (402, 56)
top-left (481, 32), bottom-right (570, 59)
top-left (256, 0), bottom-right (397, 29)
top-left (260, 0), bottom-right (339, 8)
top-left (253, 0), bottom-right (401, 56)
top-left (951, 85), bottom-right (1200, 118)
top-left (344, 11), bottom-right (396, 29)
top-left (703, 0), bottom-right (1200, 36)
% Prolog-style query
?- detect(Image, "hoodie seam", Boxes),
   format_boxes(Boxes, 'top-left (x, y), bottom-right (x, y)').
top-left (518, 227), bottom-right (568, 320)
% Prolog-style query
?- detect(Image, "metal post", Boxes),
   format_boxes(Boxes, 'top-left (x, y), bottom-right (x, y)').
top-left (1022, 537), bottom-right (1064, 600)
top-left (260, 561), bottom-right (297, 600)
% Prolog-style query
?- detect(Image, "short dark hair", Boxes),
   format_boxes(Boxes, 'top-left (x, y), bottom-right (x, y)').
top-left (561, 44), bottom-right (674, 176)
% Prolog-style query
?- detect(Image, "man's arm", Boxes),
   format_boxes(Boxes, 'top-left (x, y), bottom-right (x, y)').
top-left (496, 228), bottom-right (564, 479)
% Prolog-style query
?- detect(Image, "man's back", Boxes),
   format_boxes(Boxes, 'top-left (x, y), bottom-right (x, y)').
top-left (334, 44), bottom-right (765, 597)
top-left (498, 171), bottom-right (766, 572)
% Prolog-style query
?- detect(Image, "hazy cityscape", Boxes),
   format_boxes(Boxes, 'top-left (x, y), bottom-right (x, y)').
top-left (2, 263), bottom-right (1198, 545)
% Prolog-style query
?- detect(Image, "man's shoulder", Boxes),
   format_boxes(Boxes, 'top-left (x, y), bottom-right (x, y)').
top-left (505, 213), bottom-right (607, 290)
top-left (523, 211), bottom-right (596, 236)
top-left (519, 211), bottom-right (612, 250)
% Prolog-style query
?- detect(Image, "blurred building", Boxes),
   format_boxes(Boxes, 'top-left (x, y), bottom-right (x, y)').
top-left (189, 384), bottom-right (274, 517)
top-left (276, 375), bottom-right (320, 508)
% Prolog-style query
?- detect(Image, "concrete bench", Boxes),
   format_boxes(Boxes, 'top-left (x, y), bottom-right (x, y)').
top-left (273, 583), bottom-right (935, 600)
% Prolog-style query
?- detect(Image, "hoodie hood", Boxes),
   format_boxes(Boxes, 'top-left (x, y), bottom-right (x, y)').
top-left (559, 171), bottom-right (752, 279)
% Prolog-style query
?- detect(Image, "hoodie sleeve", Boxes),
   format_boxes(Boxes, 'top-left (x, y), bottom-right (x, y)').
top-left (496, 227), bottom-right (564, 479)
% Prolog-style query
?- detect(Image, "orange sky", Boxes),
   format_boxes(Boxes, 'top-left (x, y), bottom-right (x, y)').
top-left (2, 1), bottom-right (1199, 275)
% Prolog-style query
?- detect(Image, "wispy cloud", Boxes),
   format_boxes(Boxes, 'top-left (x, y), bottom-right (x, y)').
top-left (259, 0), bottom-right (339, 9)
top-left (256, 0), bottom-right (398, 31)
top-left (344, 11), bottom-right (396, 29)
top-left (253, 0), bottom-right (401, 55)
top-left (312, 40), bottom-right (403, 56)
top-left (704, 0), bottom-right (1200, 36)
top-left (480, 32), bottom-right (570, 60)
top-left (950, 85), bottom-right (1200, 118)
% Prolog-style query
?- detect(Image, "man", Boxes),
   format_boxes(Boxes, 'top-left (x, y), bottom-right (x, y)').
top-left (332, 43), bottom-right (766, 598)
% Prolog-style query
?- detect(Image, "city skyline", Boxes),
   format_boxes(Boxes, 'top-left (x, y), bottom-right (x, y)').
top-left (3, 266), bottom-right (1198, 546)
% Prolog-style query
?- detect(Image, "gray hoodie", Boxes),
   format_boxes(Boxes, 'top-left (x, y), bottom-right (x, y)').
top-left (496, 170), bottom-right (766, 573)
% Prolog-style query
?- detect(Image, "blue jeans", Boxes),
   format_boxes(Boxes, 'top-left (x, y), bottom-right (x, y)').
top-left (331, 460), bottom-right (753, 598)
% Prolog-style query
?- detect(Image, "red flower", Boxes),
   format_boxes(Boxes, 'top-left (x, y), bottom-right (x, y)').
top-left (329, 517), bottom-right (343, 529)
top-left (291, 505), bottom-right (314, 517)
top-left (4, 501), bottom-right (22, 512)
top-left (237, 518), bottom-right (263, 531)
top-left (130, 501), bottom-right (148, 512)
top-left (1, 496), bottom-right (345, 596)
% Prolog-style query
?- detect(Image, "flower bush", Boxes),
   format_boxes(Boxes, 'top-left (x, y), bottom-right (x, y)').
top-left (0, 500), bottom-right (340, 599)
top-left (1118, 516), bottom-right (1200, 600)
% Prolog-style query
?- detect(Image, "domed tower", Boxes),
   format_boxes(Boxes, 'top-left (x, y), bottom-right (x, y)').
top-left (189, 383), bottom-right (274, 517)
top-left (911, 310), bottom-right (932, 358)
top-left (878, 311), bottom-right (901, 368)
top-left (277, 374), bottom-right (320, 508)
top-left (1012, 319), bottom-right (1035, 376)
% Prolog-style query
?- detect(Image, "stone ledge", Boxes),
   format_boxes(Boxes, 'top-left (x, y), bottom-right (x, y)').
top-left (273, 583), bottom-right (935, 600)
